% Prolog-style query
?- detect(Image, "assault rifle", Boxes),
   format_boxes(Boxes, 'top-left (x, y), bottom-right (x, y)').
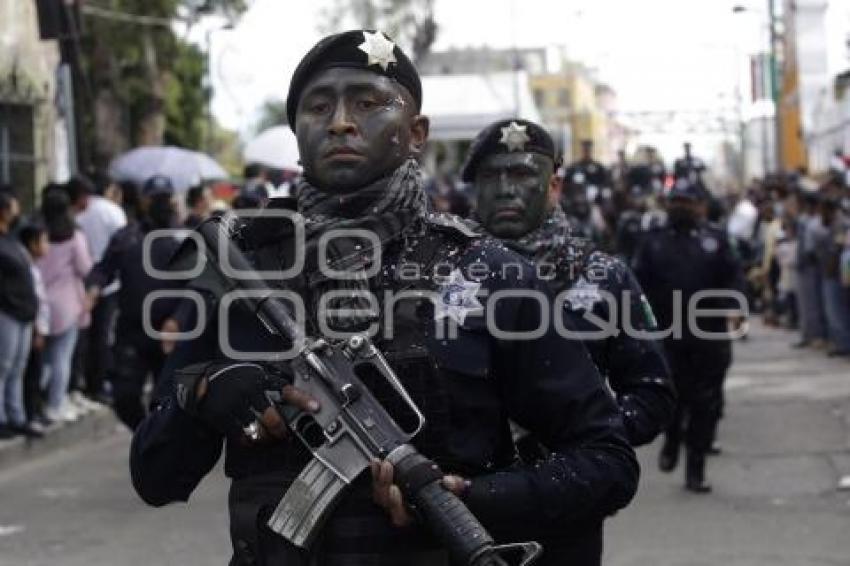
top-left (172, 212), bottom-right (540, 566)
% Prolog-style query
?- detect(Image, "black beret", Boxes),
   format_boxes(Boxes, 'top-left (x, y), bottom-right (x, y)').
top-left (460, 119), bottom-right (556, 183)
top-left (286, 30), bottom-right (422, 131)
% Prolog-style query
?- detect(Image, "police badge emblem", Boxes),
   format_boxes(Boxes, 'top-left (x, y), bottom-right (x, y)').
top-left (701, 236), bottom-right (719, 253)
top-left (564, 276), bottom-right (602, 312)
top-left (499, 121), bottom-right (531, 152)
top-left (358, 30), bottom-right (397, 71)
top-left (433, 269), bottom-right (483, 325)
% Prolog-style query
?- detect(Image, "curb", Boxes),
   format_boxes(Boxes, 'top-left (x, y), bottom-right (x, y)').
top-left (0, 408), bottom-right (121, 472)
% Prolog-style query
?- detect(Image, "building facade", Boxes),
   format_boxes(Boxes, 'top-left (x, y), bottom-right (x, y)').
top-left (1, 0), bottom-right (62, 211)
top-left (787, 0), bottom-right (850, 174)
top-left (420, 46), bottom-right (624, 164)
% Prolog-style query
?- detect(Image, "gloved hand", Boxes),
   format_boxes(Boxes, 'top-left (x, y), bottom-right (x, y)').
top-left (175, 361), bottom-right (319, 441)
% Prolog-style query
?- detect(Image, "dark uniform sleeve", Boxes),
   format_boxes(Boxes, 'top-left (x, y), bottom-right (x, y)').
top-left (85, 228), bottom-right (125, 289)
top-left (601, 164), bottom-right (613, 188)
top-left (594, 256), bottom-right (675, 446)
top-left (630, 232), bottom-right (654, 291)
top-left (129, 324), bottom-right (224, 507)
top-left (717, 231), bottom-right (747, 300)
top-left (463, 270), bottom-right (639, 539)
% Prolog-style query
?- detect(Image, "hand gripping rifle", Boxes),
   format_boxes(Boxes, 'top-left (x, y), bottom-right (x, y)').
top-left (172, 213), bottom-right (541, 566)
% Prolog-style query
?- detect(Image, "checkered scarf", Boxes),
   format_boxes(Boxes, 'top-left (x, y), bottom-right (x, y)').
top-left (502, 204), bottom-right (588, 284)
top-left (295, 158), bottom-right (428, 333)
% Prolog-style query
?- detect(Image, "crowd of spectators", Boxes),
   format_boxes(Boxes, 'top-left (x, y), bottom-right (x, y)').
top-left (729, 171), bottom-right (850, 356)
top-left (2, 151), bottom-right (848, 443)
top-left (0, 166), bottom-right (275, 441)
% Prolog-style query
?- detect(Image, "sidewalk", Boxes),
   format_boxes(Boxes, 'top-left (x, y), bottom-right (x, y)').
top-left (0, 406), bottom-right (119, 472)
top-left (605, 321), bottom-right (850, 566)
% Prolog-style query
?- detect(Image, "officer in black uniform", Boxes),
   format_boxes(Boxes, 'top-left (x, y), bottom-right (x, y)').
top-left (611, 149), bottom-right (630, 192)
top-left (565, 139), bottom-right (611, 191)
top-left (462, 119), bottom-right (675, 448)
top-left (562, 140), bottom-right (612, 247)
top-left (673, 142), bottom-right (706, 183)
top-left (129, 31), bottom-right (638, 566)
top-left (86, 175), bottom-right (183, 430)
top-left (632, 178), bottom-right (746, 493)
top-left (646, 147), bottom-right (667, 192)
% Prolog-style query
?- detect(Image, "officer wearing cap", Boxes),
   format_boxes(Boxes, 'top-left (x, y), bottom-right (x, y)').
top-left (565, 139), bottom-right (611, 190)
top-left (463, 117), bottom-right (674, 443)
top-left (561, 139), bottom-right (611, 247)
top-left (129, 31), bottom-right (638, 566)
top-left (462, 118), bottom-right (674, 561)
top-left (673, 142), bottom-right (707, 183)
top-left (86, 175), bottom-right (183, 429)
top-left (632, 177), bottom-right (746, 492)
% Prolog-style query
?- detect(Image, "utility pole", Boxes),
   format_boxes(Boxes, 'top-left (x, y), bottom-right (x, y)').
top-left (205, 23), bottom-right (234, 153)
top-left (768, 0), bottom-right (783, 173)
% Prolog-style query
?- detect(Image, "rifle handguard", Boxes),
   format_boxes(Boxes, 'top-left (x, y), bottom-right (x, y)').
top-left (388, 446), bottom-right (541, 566)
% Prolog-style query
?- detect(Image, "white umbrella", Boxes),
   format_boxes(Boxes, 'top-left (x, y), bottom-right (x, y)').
top-left (243, 126), bottom-right (301, 171)
top-left (109, 146), bottom-right (228, 192)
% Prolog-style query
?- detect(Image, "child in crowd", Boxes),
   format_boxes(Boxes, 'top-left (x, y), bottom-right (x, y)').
top-left (19, 222), bottom-right (50, 436)
top-left (775, 221), bottom-right (799, 329)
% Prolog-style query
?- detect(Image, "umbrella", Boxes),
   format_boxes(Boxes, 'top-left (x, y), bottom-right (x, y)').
top-left (109, 146), bottom-right (228, 192)
top-left (243, 126), bottom-right (301, 171)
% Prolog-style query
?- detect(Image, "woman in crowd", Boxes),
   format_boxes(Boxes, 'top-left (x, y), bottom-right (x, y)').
top-left (37, 187), bottom-right (93, 423)
top-left (0, 185), bottom-right (37, 439)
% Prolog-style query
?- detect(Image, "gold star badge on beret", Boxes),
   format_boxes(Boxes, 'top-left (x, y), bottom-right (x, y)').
top-left (499, 121), bottom-right (531, 152)
top-left (358, 31), bottom-right (397, 71)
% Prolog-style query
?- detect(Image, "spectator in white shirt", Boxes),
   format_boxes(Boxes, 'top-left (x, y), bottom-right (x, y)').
top-left (66, 175), bottom-right (126, 405)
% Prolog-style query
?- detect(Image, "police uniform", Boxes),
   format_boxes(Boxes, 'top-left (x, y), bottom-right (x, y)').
top-left (632, 180), bottom-right (745, 489)
top-left (564, 157), bottom-right (612, 191)
top-left (673, 154), bottom-right (706, 183)
top-left (86, 176), bottom-right (183, 429)
top-left (462, 119), bottom-right (675, 448)
top-left (129, 31), bottom-right (638, 566)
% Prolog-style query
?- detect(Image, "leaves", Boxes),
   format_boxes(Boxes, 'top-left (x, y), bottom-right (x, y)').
top-left (78, 0), bottom-right (246, 166)
top-left (317, 0), bottom-right (438, 63)
top-left (254, 99), bottom-right (289, 133)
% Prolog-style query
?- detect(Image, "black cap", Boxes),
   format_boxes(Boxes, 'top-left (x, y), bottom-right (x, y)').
top-left (668, 177), bottom-right (707, 201)
top-left (142, 175), bottom-right (175, 198)
top-left (460, 119), bottom-right (556, 183)
top-left (286, 30), bottom-right (422, 131)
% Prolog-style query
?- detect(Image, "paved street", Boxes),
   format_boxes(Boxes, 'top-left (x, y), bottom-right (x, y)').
top-left (1, 323), bottom-right (849, 566)
top-left (608, 323), bottom-right (850, 566)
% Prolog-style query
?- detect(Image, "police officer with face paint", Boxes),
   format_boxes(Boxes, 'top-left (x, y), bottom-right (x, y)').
top-left (462, 119), bottom-right (674, 561)
top-left (128, 32), bottom-right (638, 566)
top-left (632, 178), bottom-right (746, 493)
top-left (463, 118), bottom-right (674, 446)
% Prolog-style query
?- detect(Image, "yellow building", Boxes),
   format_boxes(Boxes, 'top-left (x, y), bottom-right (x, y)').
top-left (529, 63), bottom-right (614, 162)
